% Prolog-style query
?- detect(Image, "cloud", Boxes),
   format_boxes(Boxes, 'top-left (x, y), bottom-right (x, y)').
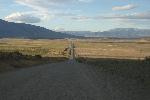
top-left (96, 11), bottom-right (150, 20)
top-left (112, 4), bottom-right (137, 11)
top-left (71, 16), bottom-right (91, 21)
top-left (93, 11), bottom-right (150, 28)
top-left (54, 27), bottom-right (66, 31)
top-left (69, 11), bottom-right (150, 24)
top-left (15, 0), bottom-right (92, 11)
top-left (15, 0), bottom-right (73, 6)
top-left (78, 0), bottom-right (93, 3)
top-left (5, 12), bottom-right (41, 23)
top-left (70, 11), bottom-right (150, 22)
top-left (12, 0), bottom-right (96, 24)
top-left (14, 0), bottom-right (92, 22)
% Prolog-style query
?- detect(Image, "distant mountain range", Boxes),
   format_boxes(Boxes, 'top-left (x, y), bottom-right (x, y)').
top-left (62, 28), bottom-right (150, 38)
top-left (0, 19), bottom-right (150, 39)
top-left (0, 19), bottom-right (77, 39)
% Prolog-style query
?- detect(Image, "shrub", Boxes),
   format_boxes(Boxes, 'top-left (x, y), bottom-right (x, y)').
top-left (35, 55), bottom-right (42, 59)
top-left (145, 56), bottom-right (150, 61)
top-left (0, 51), bottom-right (42, 60)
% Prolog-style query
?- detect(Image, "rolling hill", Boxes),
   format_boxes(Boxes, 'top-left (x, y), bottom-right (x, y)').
top-left (0, 19), bottom-right (77, 39)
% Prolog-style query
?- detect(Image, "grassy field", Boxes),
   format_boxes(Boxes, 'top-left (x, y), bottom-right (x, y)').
top-left (0, 38), bottom-right (69, 57)
top-left (75, 39), bottom-right (150, 90)
top-left (0, 38), bottom-right (150, 82)
top-left (0, 39), bottom-right (70, 73)
top-left (0, 38), bottom-right (150, 59)
top-left (74, 39), bottom-right (150, 59)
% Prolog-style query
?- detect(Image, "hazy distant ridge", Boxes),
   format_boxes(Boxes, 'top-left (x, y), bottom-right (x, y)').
top-left (63, 28), bottom-right (150, 38)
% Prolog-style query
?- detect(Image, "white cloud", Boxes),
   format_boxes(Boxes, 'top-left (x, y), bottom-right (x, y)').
top-left (93, 11), bottom-right (150, 28)
top-left (12, 0), bottom-right (93, 20)
top-left (112, 4), bottom-right (137, 11)
top-left (13, 0), bottom-right (92, 22)
top-left (15, 0), bottom-right (92, 11)
top-left (78, 0), bottom-right (93, 3)
top-left (64, 11), bottom-right (150, 23)
top-left (70, 11), bottom-right (150, 21)
top-left (96, 11), bottom-right (150, 20)
top-left (5, 12), bottom-right (41, 23)
top-left (54, 27), bottom-right (66, 31)
top-left (71, 16), bottom-right (91, 21)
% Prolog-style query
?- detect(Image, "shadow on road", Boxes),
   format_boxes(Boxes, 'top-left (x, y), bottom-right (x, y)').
top-left (76, 57), bottom-right (150, 100)
top-left (0, 51), bottom-right (68, 73)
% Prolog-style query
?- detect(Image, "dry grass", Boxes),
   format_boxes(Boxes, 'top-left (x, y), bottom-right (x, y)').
top-left (0, 39), bottom-right (70, 73)
top-left (74, 39), bottom-right (150, 59)
top-left (0, 38), bottom-right (69, 57)
top-left (0, 38), bottom-right (150, 59)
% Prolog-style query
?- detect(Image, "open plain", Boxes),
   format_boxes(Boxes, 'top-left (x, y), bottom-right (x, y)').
top-left (0, 38), bottom-right (149, 100)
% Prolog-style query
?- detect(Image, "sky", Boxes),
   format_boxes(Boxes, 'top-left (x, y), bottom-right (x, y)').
top-left (0, 0), bottom-right (150, 31)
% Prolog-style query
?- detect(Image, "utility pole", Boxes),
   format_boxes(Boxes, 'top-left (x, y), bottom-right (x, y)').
top-left (71, 42), bottom-right (75, 60)
top-left (70, 41), bottom-right (75, 60)
top-left (68, 39), bottom-right (75, 60)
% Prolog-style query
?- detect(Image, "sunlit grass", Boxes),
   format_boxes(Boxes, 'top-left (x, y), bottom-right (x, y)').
top-left (74, 39), bottom-right (150, 59)
top-left (0, 39), bottom-right (69, 57)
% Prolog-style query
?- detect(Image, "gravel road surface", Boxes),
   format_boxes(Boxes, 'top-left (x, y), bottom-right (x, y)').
top-left (0, 60), bottom-right (148, 100)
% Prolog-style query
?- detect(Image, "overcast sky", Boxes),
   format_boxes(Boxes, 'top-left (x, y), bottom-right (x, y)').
top-left (0, 0), bottom-right (150, 31)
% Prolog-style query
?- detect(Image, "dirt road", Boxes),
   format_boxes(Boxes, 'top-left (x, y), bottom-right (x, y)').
top-left (0, 60), bottom-right (148, 100)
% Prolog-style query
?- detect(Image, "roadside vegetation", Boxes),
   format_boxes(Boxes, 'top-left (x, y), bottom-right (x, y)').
top-left (0, 51), bottom-right (67, 73)
top-left (77, 57), bottom-right (150, 88)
